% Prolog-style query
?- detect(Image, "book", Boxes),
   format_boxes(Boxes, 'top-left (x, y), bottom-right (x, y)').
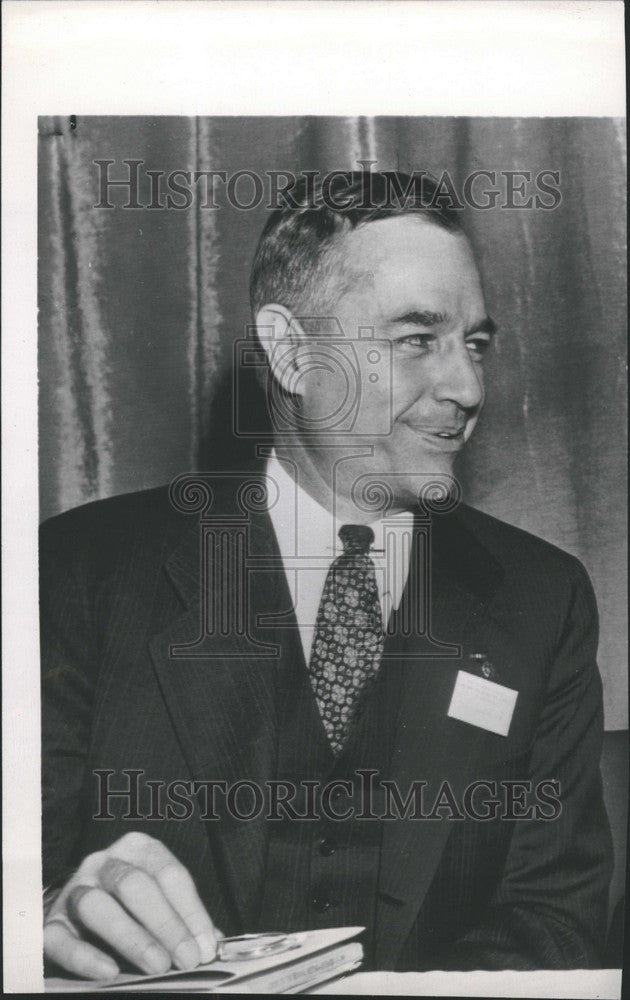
top-left (45, 926), bottom-right (364, 993)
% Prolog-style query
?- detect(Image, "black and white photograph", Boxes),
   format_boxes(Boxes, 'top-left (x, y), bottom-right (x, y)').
top-left (3, 3), bottom-right (627, 996)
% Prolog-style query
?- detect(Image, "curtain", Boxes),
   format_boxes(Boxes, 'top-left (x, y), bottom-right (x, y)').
top-left (38, 115), bottom-right (626, 728)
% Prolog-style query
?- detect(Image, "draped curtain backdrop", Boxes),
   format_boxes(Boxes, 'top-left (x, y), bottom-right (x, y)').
top-left (38, 116), bottom-right (627, 728)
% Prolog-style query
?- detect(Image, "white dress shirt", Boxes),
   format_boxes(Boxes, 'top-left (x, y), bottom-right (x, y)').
top-left (265, 453), bottom-right (415, 662)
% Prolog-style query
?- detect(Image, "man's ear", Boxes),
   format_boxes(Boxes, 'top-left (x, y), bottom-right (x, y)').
top-left (255, 304), bottom-right (308, 396)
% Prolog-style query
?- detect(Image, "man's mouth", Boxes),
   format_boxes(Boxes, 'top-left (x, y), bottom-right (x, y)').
top-left (403, 424), bottom-right (468, 449)
top-left (409, 425), bottom-right (466, 437)
top-left (432, 428), bottom-right (465, 439)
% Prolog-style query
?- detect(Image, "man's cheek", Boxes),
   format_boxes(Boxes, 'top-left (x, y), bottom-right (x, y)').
top-left (391, 371), bottom-right (428, 415)
top-left (354, 381), bottom-right (394, 436)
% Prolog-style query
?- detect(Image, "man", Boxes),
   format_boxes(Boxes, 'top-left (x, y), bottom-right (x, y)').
top-left (41, 172), bottom-right (612, 979)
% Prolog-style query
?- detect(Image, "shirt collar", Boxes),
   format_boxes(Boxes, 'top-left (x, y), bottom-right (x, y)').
top-left (265, 450), bottom-right (415, 559)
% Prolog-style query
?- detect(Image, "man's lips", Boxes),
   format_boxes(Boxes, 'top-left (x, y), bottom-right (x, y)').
top-left (403, 424), bottom-right (468, 449)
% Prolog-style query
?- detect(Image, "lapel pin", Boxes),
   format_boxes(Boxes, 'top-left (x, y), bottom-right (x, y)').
top-left (468, 652), bottom-right (498, 681)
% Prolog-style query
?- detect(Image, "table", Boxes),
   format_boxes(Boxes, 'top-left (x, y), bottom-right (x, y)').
top-left (311, 968), bottom-right (622, 997)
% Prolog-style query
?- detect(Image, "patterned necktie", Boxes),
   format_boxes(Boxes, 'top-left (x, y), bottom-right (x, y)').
top-left (308, 524), bottom-right (385, 755)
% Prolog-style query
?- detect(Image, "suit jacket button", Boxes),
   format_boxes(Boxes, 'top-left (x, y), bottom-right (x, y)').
top-left (311, 897), bottom-right (332, 913)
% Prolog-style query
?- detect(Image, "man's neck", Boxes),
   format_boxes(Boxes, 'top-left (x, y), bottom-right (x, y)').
top-left (273, 442), bottom-right (405, 524)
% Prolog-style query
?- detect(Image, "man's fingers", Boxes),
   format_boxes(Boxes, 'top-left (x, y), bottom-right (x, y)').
top-left (154, 861), bottom-right (219, 962)
top-left (67, 885), bottom-right (172, 975)
top-left (112, 834), bottom-right (219, 963)
top-left (98, 858), bottom-right (200, 970)
top-left (46, 835), bottom-right (219, 976)
top-left (44, 917), bottom-right (120, 981)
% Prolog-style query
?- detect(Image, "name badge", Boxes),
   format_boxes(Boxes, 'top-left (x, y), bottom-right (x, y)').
top-left (447, 669), bottom-right (518, 737)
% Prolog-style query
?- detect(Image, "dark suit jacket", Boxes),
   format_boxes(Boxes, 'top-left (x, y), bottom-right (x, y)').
top-left (40, 476), bottom-right (613, 970)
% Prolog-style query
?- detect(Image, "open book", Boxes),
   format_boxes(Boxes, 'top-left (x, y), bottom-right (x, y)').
top-left (45, 926), bottom-right (364, 993)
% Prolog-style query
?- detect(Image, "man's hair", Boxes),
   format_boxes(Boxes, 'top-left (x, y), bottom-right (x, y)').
top-left (249, 170), bottom-right (463, 319)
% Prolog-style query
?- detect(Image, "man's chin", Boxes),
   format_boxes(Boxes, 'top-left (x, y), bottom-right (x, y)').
top-left (341, 452), bottom-right (458, 514)
top-left (384, 450), bottom-right (458, 482)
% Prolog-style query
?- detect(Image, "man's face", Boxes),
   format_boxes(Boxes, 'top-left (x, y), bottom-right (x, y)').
top-left (297, 215), bottom-right (494, 508)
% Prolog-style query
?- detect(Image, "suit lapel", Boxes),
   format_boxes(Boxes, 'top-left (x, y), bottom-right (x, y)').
top-left (376, 508), bottom-right (505, 967)
top-left (149, 482), bottom-right (506, 947)
top-left (148, 485), bottom-right (296, 927)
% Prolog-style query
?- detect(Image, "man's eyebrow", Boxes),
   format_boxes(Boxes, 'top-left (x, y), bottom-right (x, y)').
top-left (391, 310), bottom-right (446, 326)
top-left (390, 310), bottom-right (498, 336)
top-left (467, 316), bottom-right (498, 336)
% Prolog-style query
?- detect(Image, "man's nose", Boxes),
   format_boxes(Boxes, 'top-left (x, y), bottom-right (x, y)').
top-left (431, 343), bottom-right (484, 411)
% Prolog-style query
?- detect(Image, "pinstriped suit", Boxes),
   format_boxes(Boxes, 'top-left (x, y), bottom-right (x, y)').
top-left (40, 475), bottom-right (612, 969)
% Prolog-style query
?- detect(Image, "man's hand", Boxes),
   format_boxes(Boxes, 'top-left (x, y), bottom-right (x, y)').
top-left (44, 832), bottom-right (221, 980)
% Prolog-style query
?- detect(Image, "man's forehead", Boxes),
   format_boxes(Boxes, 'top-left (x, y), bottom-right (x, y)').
top-left (338, 215), bottom-right (483, 312)
top-left (343, 213), bottom-right (473, 263)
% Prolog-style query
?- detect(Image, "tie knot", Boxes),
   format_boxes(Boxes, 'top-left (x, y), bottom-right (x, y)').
top-left (338, 523), bottom-right (375, 555)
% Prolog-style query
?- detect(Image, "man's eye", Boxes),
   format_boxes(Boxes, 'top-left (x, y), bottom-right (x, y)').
top-left (398, 333), bottom-right (433, 350)
top-left (466, 337), bottom-right (491, 360)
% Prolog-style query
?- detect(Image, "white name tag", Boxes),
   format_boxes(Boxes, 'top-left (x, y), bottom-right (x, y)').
top-left (447, 670), bottom-right (518, 737)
